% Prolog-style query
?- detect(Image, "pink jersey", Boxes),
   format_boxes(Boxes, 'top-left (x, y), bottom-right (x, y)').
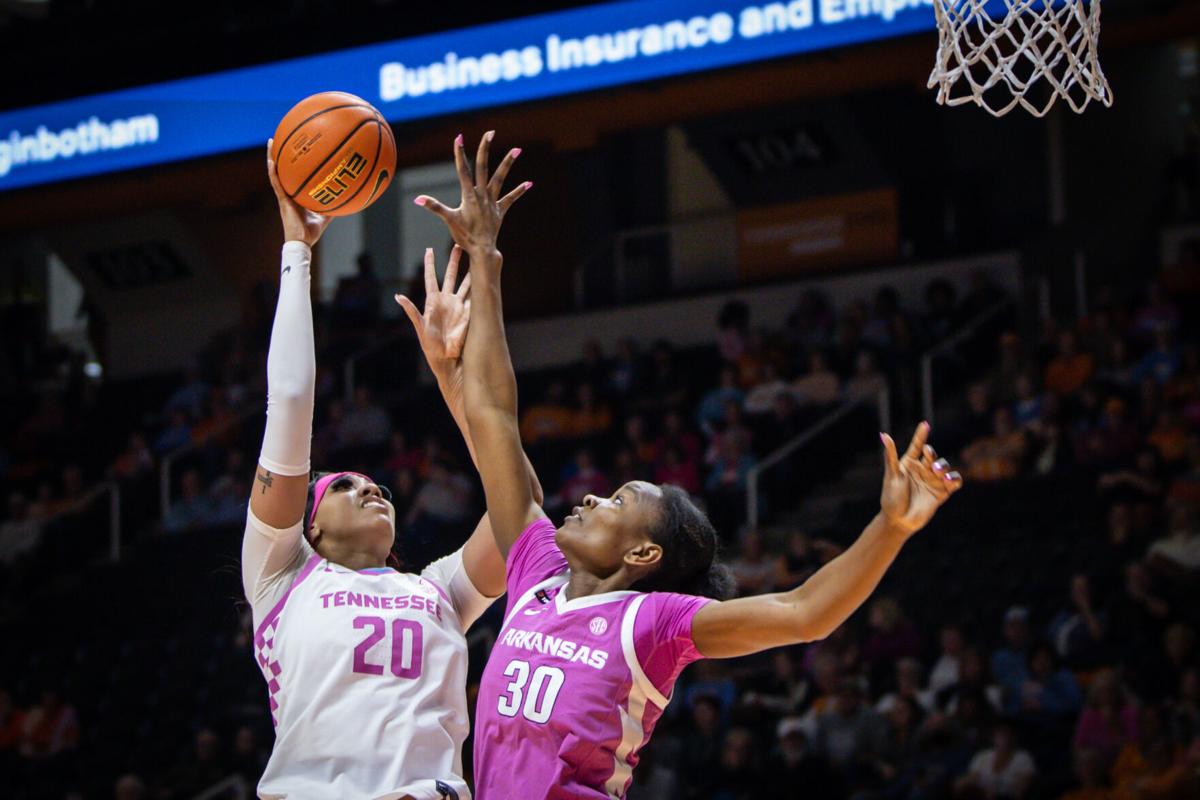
top-left (472, 518), bottom-right (710, 799)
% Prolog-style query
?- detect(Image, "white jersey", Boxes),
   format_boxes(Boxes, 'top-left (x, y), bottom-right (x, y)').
top-left (242, 509), bottom-right (494, 800)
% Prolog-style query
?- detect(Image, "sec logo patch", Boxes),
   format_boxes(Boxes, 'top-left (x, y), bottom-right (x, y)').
top-left (589, 616), bottom-right (608, 635)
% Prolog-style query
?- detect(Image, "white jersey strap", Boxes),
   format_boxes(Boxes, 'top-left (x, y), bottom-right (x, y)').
top-left (620, 594), bottom-right (670, 710)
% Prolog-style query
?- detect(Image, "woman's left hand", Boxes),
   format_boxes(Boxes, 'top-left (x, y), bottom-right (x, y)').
top-left (396, 244), bottom-right (471, 371)
top-left (414, 131), bottom-right (530, 258)
top-left (879, 422), bottom-right (963, 537)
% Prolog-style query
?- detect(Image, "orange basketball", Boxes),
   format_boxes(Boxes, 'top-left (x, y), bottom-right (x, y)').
top-left (272, 91), bottom-right (396, 217)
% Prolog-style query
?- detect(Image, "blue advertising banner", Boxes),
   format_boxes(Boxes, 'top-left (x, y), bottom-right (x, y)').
top-left (0, 0), bottom-right (961, 192)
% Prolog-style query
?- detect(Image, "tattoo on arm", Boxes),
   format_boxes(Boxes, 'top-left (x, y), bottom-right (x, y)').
top-left (257, 470), bottom-right (274, 494)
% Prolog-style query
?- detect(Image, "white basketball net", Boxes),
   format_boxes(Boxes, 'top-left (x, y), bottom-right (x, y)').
top-left (928, 0), bottom-right (1114, 118)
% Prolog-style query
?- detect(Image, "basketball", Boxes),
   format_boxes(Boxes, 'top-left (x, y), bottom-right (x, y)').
top-left (271, 91), bottom-right (396, 216)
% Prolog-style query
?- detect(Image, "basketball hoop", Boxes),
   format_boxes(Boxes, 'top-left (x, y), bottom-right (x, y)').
top-left (928, 0), bottom-right (1114, 118)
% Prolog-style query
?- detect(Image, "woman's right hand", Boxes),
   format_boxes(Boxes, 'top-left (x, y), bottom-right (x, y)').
top-left (267, 139), bottom-right (332, 247)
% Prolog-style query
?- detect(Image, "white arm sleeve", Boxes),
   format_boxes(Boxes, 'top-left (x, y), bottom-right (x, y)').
top-left (258, 240), bottom-right (316, 476)
top-left (241, 242), bottom-right (317, 612)
top-left (421, 548), bottom-right (499, 632)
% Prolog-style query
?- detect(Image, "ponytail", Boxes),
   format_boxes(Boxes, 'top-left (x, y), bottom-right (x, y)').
top-left (634, 485), bottom-right (734, 600)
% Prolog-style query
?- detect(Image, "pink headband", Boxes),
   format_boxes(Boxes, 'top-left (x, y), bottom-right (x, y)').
top-left (308, 471), bottom-right (373, 533)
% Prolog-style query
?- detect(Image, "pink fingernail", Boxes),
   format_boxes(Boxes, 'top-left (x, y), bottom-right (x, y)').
top-left (879, 433), bottom-right (886, 443)
top-left (455, 134), bottom-right (464, 147)
top-left (413, 197), bottom-right (426, 206)
top-left (524, 181), bottom-right (534, 190)
top-left (512, 147), bottom-right (522, 158)
top-left (485, 130), bottom-right (495, 141)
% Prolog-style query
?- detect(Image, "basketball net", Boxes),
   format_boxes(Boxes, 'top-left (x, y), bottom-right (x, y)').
top-left (928, 0), bottom-right (1114, 118)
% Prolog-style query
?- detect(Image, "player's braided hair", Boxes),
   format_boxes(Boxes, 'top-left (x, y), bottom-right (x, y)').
top-left (634, 485), bottom-right (734, 600)
top-left (304, 471), bottom-right (402, 569)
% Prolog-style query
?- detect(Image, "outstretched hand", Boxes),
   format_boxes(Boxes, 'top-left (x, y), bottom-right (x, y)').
top-left (396, 245), bottom-right (471, 368)
top-left (879, 422), bottom-right (963, 537)
top-left (413, 132), bottom-right (530, 259)
top-left (267, 139), bottom-right (332, 247)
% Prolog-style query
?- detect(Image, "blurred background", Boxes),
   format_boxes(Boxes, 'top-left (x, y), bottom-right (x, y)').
top-left (1, 0), bottom-right (1199, 798)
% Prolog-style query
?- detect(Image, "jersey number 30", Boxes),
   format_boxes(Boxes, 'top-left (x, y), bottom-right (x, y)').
top-left (496, 659), bottom-right (565, 724)
top-left (352, 616), bottom-right (423, 679)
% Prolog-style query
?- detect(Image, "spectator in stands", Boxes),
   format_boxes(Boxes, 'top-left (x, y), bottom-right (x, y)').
top-left (0, 688), bottom-right (24, 762)
top-left (1012, 373), bottom-right (1046, 429)
top-left (863, 597), bottom-right (921, 680)
top-left (1096, 337), bottom-right (1138, 390)
top-left (710, 727), bottom-right (765, 799)
top-left (744, 363), bottom-right (790, 415)
top-left (113, 774), bottom-right (147, 800)
top-left (680, 694), bottom-right (724, 799)
top-left (743, 649), bottom-right (807, 718)
top-left (716, 300), bottom-right (751, 364)
top-left (1110, 706), bottom-right (1187, 799)
top-left (929, 623), bottom-right (967, 697)
top-left (109, 432), bottom-right (154, 481)
top-left (876, 695), bottom-right (925, 787)
top-left (653, 446), bottom-right (699, 496)
top-left (622, 414), bottom-right (657, 468)
top-left (1018, 643), bottom-right (1082, 722)
top-left (697, 366), bottom-right (744, 434)
top-left (608, 338), bottom-right (643, 399)
top-left (576, 340), bottom-right (608, 394)
top-left (1106, 563), bottom-right (1172, 685)
top-left (846, 349), bottom-right (888, 402)
top-left (814, 677), bottom-right (887, 770)
top-left (962, 407), bottom-right (1027, 481)
top-left (1045, 330), bottom-right (1095, 397)
top-left (990, 332), bottom-right (1029, 406)
top-left (992, 606), bottom-right (1034, 713)
top-left (1136, 327), bottom-right (1182, 388)
top-left (1059, 747), bottom-right (1111, 800)
top-left (154, 409), bottom-right (193, 456)
top-left (786, 289), bottom-right (835, 351)
top-left (0, 493), bottom-right (41, 566)
top-left (404, 459), bottom-right (472, 528)
top-left (163, 469), bottom-right (215, 534)
top-left (338, 385), bottom-right (392, 448)
top-left (775, 530), bottom-right (838, 590)
top-left (1081, 400), bottom-right (1144, 470)
top-left (163, 361), bottom-right (209, 420)
top-left (333, 252), bottom-right (382, 326)
top-left (792, 350), bottom-right (841, 407)
top-left (940, 647), bottom-right (1004, 714)
top-left (1132, 282), bottom-right (1182, 341)
top-left (1074, 669), bottom-right (1139, 768)
top-left (1169, 667), bottom-right (1199, 745)
top-left (167, 727), bottom-right (228, 798)
top-left (1148, 503), bottom-right (1200, 577)
top-left (557, 449), bottom-right (610, 512)
top-left (383, 430), bottom-right (423, 477)
top-left (954, 722), bottom-right (1037, 800)
top-left (729, 530), bottom-right (776, 596)
top-left (191, 386), bottom-right (238, 448)
top-left (878, 658), bottom-right (934, 714)
top-left (230, 725), bottom-right (267, 790)
top-left (705, 435), bottom-right (756, 535)
top-left (207, 450), bottom-right (250, 526)
top-left (924, 278), bottom-right (961, 343)
top-left (706, 400), bottom-right (752, 463)
top-left (643, 340), bottom-right (687, 411)
top-left (520, 382), bottom-right (573, 444)
top-left (655, 409), bottom-right (702, 466)
top-left (1147, 407), bottom-right (1190, 467)
top-left (1049, 574), bottom-right (1109, 670)
top-left (769, 719), bottom-right (841, 796)
top-left (19, 689), bottom-right (78, 759)
top-left (568, 382), bottom-right (613, 439)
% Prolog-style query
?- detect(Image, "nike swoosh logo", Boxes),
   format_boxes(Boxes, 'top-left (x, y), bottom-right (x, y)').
top-left (282, 265), bottom-right (292, 274)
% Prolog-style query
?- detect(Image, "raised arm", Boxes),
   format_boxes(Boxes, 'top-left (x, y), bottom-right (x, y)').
top-left (395, 243), bottom-right (542, 596)
top-left (242, 141), bottom-right (331, 601)
top-left (691, 423), bottom-right (963, 659)
top-left (416, 132), bottom-right (536, 557)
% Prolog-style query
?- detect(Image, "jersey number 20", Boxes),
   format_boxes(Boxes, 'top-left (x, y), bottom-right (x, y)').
top-left (352, 616), bottom-right (422, 679)
top-left (496, 659), bottom-right (565, 723)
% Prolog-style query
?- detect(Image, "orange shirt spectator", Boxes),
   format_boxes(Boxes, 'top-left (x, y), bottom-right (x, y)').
top-left (519, 383), bottom-right (573, 445)
top-left (567, 384), bottom-right (613, 439)
top-left (962, 409), bottom-right (1027, 482)
top-left (1045, 331), bottom-right (1095, 396)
